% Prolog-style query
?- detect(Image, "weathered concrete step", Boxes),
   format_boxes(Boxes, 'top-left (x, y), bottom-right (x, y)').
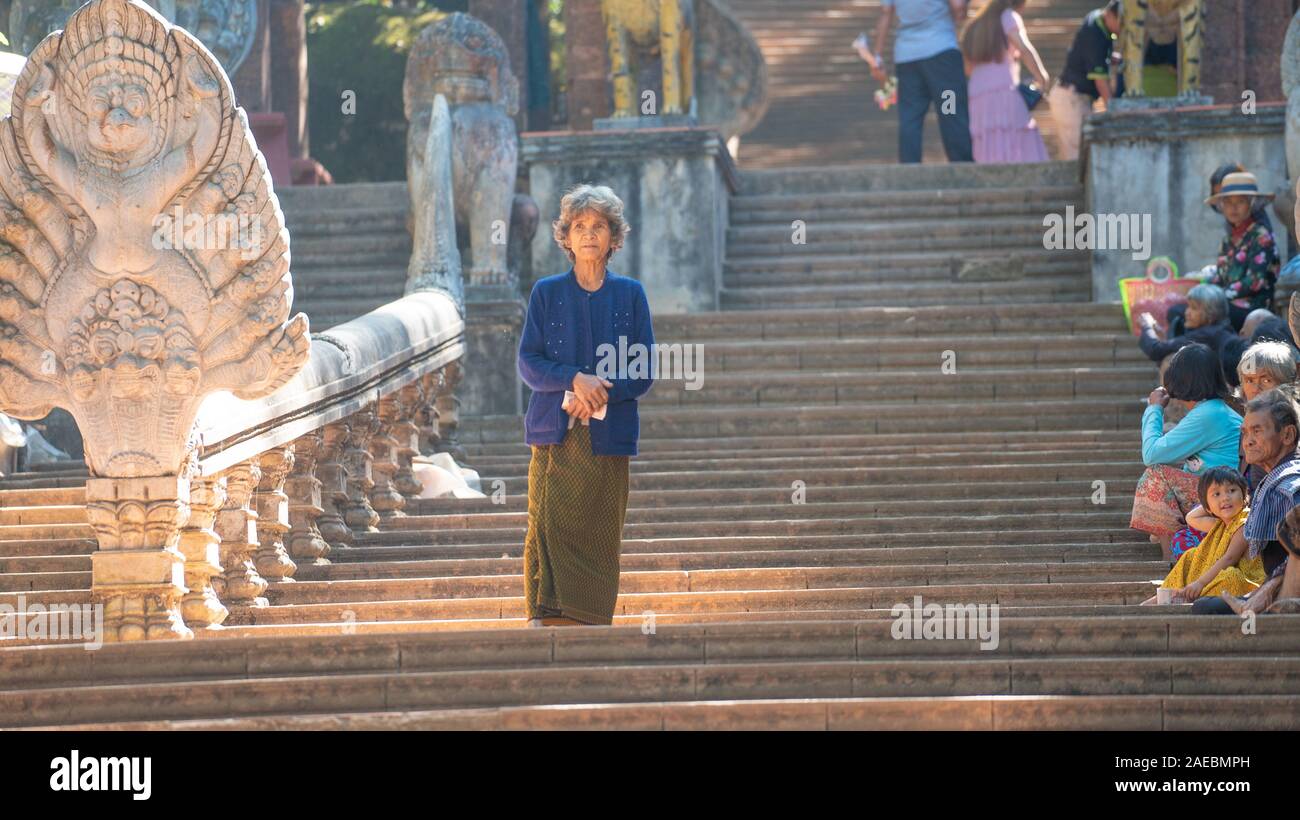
top-left (288, 234), bottom-right (411, 257)
top-left (730, 184), bottom-right (1080, 214)
top-left (640, 367), bottom-right (1154, 406)
top-left (0, 487), bottom-right (85, 506)
top-left (277, 180), bottom-right (409, 212)
top-left (653, 335), bottom-right (1148, 370)
top-left (0, 589), bottom-right (89, 608)
top-left (0, 538), bottom-right (95, 557)
top-left (720, 279), bottom-right (1091, 310)
top-left (721, 247), bottom-right (1085, 275)
top-left (396, 496), bottom-right (1136, 532)
top-left (291, 265), bottom-right (408, 290)
top-left (0, 554), bottom-right (89, 573)
top-left (26, 693), bottom-right (1295, 731)
top-left (651, 302), bottom-right (1127, 339)
top-left (0, 571), bottom-right (90, 593)
top-left (0, 506), bottom-right (87, 526)
top-left (8, 654), bottom-right (1298, 728)
top-left (269, 560), bottom-right (1166, 605)
top-left (459, 400), bottom-right (1143, 444)
top-left (735, 161), bottom-right (1079, 195)
top-left (0, 523), bottom-right (93, 542)
top-left (308, 542), bottom-right (1157, 577)
top-left (409, 478), bottom-right (1139, 514)
top-left (349, 527), bottom-right (1147, 556)
top-left (283, 211), bottom-right (407, 238)
top-left (465, 446), bottom-right (1144, 474)
top-left (724, 261), bottom-right (1088, 288)
top-left (8, 615), bottom-right (1294, 687)
top-left (726, 231), bottom-right (1063, 259)
top-left (232, 580), bottom-right (1154, 625)
top-left (727, 215), bottom-right (1055, 245)
top-left (467, 428), bottom-right (1141, 457)
top-left (342, 518), bottom-right (1143, 553)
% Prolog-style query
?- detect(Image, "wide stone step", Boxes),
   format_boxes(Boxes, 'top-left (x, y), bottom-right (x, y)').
top-left (410, 477), bottom-right (1139, 513)
top-left (721, 248), bottom-right (1087, 275)
top-left (229, 579), bottom-right (1154, 628)
top-left (726, 228), bottom-right (1057, 258)
top-left (0, 505), bottom-right (88, 526)
top-left (650, 302), bottom-right (1128, 339)
top-left (719, 278), bottom-right (1091, 309)
top-left (0, 554), bottom-right (90, 573)
top-left (730, 184), bottom-right (1081, 215)
top-left (467, 428), bottom-right (1140, 457)
top-left (268, 560), bottom-right (1167, 607)
top-left (306, 541), bottom-right (1157, 577)
top-left (0, 570), bottom-right (90, 593)
top-left (734, 161), bottom-right (1079, 195)
top-left (10, 651), bottom-right (1297, 728)
top-left (724, 259), bottom-right (1088, 288)
top-left (26, 693), bottom-right (1294, 731)
top-left (640, 367), bottom-right (1154, 407)
top-left (458, 399), bottom-right (1144, 444)
top-left (663, 335), bottom-right (1146, 371)
top-left (349, 527), bottom-right (1147, 558)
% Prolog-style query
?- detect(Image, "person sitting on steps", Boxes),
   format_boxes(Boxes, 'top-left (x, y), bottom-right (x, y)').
top-left (1187, 389), bottom-right (1300, 615)
top-left (1130, 343), bottom-right (1243, 562)
top-left (1141, 466), bottom-right (1264, 605)
top-left (1137, 283), bottom-right (1235, 366)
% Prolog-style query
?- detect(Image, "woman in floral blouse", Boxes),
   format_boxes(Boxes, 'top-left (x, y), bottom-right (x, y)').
top-left (1206, 170), bottom-right (1280, 330)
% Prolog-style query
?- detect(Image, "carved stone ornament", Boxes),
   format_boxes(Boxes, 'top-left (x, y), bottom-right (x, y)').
top-left (0, 0), bottom-right (309, 478)
top-left (10, 0), bottom-right (260, 78)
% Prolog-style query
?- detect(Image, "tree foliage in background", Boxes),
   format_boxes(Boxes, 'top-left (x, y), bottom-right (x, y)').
top-left (305, 1), bottom-right (466, 183)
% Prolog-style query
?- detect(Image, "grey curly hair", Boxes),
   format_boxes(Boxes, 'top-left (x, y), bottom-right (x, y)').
top-left (551, 184), bottom-right (632, 263)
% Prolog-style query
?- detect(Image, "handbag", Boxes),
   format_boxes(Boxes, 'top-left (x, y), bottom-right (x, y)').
top-left (1017, 80), bottom-right (1043, 111)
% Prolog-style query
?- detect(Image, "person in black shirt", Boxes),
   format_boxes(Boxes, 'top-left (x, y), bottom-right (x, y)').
top-left (1138, 284), bottom-right (1237, 365)
top-left (1048, 1), bottom-right (1121, 160)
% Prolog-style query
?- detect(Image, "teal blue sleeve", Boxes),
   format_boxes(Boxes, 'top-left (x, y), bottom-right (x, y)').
top-left (1141, 404), bottom-right (1209, 467)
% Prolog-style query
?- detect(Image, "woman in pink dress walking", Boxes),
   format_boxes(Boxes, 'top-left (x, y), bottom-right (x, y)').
top-left (960, 0), bottom-right (1050, 163)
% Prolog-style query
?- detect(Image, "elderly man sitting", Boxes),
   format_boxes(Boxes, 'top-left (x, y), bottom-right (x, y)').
top-left (1192, 388), bottom-right (1300, 614)
top-left (1138, 284), bottom-right (1236, 364)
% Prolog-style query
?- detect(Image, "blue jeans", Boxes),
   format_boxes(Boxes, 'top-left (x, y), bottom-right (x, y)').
top-left (895, 48), bottom-right (973, 164)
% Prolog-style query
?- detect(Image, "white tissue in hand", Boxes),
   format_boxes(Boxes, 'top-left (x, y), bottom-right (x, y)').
top-left (563, 390), bottom-right (607, 420)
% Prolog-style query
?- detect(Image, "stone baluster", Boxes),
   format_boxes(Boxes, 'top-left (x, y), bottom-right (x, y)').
top-left (178, 475), bottom-right (229, 630)
top-left (343, 406), bottom-right (381, 533)
top-left (417, 371), bottom-right (444, 456)
top-left (286, 431), bottom-right (331, 565)
top-left (316, 420), bottom-right (354, 547)
top-left (86, 476), bottom-right (193, 641)
top-left (254, 446), bottom-right (298, 582)
top-left (435, 361), bottom-right (467, 461)
top-left (214, 460), bottom-right (269, 610)
top-left (369, 395), bottom-right (407, 519)
top-left (392, 382), bottom-right (425, 500)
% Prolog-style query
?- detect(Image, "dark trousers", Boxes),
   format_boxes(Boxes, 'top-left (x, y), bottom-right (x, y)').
top-left (895, 48), bottom-right (973, 164)
top-left (1190, 542), bottom-right (1287, 614)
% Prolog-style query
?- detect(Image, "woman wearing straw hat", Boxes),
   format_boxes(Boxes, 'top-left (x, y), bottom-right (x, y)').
top-left (1204, 170), bottom-right (1281, 331)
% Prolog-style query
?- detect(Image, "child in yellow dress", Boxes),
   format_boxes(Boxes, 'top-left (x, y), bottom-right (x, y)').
top-left (1142, 466), bottom-right (1266, 604)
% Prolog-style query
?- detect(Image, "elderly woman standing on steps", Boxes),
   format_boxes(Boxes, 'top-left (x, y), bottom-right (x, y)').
top-left (517, 185), bottom-right (655, 627)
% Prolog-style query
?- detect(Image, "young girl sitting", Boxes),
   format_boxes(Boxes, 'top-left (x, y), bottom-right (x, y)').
top-left (1142, 466), bottom-right (1266, 604)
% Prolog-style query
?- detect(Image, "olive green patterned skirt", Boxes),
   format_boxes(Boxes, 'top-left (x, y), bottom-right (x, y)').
top-left (523, 424), bottom-right (631, 625)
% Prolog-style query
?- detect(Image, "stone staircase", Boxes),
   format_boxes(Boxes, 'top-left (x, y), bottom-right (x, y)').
top-left (6, 161), bottom-right (1300, 730)
top-left (722, 0), bottom-right (1101, 167)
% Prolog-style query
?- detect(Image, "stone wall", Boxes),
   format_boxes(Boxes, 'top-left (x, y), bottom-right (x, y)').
top-left (1084, 103), bottom-right (1288, 303)
top-left (1202, 0), bottom-right (1294, 105)
top-left (523, 127), bottom-right (737, 315)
